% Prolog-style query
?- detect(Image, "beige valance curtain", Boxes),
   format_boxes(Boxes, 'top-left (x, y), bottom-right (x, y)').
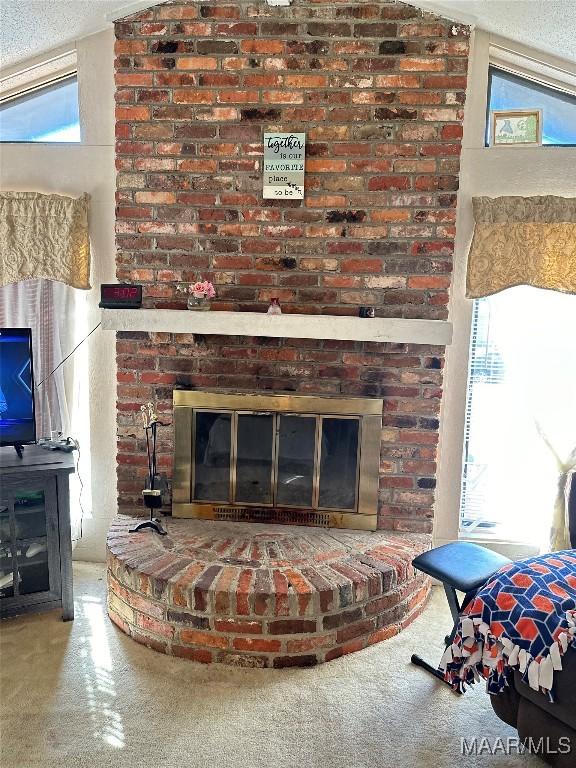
top-left (0, 192), bottom-right (91, 289)
top-left (466, 196), bottom-right (576, 299)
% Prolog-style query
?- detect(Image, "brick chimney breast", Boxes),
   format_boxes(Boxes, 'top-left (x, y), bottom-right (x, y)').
top-left (113, 0), bottom-right (470, 533)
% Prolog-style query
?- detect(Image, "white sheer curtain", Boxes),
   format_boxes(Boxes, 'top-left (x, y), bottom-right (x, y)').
top-left (460, 286), bottom-right (576, 550)
top-left (495, 287), bottom-right (576, 550)
top-left (0, 278), bottom-right (88, 537)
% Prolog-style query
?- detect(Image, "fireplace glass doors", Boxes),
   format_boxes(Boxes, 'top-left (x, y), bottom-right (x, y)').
top-left (276, 415), bottom-right (316, 508)
top-left (174, 392), bottom-right (382, 530)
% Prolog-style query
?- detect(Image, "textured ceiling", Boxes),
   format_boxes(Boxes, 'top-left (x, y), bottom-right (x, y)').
top-left (0, 0), bottom-right (575, 73)
top-left (0, 0), bottom-right (121, 71)
top-left (415, 1), bottom-right (576, 62)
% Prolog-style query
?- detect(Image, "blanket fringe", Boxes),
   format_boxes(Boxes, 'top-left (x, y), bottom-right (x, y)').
top-left (439, 609), bottom-right (576, 699)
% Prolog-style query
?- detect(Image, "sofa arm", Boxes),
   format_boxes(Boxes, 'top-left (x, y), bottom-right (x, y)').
top-left (490, 682), bottom-right (520, 728)
top-left (517, 701), bottom-right (576, 767)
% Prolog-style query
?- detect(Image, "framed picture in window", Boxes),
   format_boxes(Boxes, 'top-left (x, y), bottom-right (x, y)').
top-left (490, 109), bottom-right (542, 146)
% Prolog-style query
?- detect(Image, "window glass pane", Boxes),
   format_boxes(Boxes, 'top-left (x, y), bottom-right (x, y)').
top-left (276, 415), bottom-right (316, 507)
top-left (235, 414), bottom-right (274, 504)
top-left (318, 418), bottom-right (359, 510)
top-left (487, 66), bottom-right (576, 145)
top-left (460, 287), bottom-right (576, 546)
top-left (193, 412), bottom-right (231, 502)
top-left (0, 76), bottom-right (81, 143)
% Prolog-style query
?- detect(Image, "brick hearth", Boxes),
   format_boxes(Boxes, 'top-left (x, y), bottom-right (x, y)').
top-left (107, 516), bottom-right (430, 666)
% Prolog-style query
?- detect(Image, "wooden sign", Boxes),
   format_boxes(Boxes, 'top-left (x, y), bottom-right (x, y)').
top-left (263, 133), bottom-right (305, 199)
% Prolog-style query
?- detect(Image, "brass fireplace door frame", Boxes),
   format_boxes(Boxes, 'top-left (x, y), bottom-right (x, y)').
top-left (172, 391), bottom-right (382, 530)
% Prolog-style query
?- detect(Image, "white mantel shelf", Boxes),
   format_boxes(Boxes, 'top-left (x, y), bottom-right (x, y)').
top-left (101, 308), bottom-right (453, 345)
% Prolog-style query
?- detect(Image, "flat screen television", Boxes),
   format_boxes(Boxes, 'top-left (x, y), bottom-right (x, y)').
top-left (0, 328), bottom-right (36, 449)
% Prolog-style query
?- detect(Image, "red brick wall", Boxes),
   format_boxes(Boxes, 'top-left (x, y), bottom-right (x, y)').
top-left (114, 0), bottom-right (470, 533)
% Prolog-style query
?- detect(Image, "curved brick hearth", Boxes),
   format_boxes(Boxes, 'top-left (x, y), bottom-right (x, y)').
top-left (106, 516), bottom-right (431, 667)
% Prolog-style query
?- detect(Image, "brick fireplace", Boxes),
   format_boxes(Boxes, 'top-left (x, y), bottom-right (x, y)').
top-left (113, 0), bottom-right (470, 537)
top-left (108, 0), bottom-right (470, 663)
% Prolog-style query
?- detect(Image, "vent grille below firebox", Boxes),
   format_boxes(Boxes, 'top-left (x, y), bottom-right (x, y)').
top-left (213, 507), bottom-right (331, 527)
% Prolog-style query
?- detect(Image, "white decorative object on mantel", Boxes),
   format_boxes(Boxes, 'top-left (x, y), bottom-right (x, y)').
top-left (101, 308), bottom-right (453, 346)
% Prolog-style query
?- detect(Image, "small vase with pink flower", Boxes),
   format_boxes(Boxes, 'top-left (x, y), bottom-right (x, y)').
top-left (183, 278), bottom-right (216, 310)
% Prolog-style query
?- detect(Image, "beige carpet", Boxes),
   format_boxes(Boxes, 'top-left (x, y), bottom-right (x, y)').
top-left (0, 562), bottom-right (542, 768)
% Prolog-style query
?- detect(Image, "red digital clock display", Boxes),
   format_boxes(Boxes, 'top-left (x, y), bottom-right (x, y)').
top-left (99, 284), bottom-right (143, 308)
top-left (102, 285), bottom-right (140, 299)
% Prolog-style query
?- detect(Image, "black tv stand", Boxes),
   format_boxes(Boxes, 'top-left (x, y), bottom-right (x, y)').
top-left (13, 444), bottom-right (24, 459)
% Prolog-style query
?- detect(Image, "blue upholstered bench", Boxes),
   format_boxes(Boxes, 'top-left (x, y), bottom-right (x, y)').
top-left (410, 541), bottom-right (512, 688)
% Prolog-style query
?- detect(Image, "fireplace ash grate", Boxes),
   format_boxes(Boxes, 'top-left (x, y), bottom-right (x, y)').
top-left (214, 506), bottom-right (331, 527)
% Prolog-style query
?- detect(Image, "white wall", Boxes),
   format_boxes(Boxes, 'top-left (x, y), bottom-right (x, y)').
top-left (434, 30), bottom-right (576, 553)
top-left (0, 29), bottom-right (117, 561)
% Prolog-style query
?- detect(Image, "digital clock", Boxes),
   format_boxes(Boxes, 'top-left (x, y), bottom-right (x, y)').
top-left (99, 284), bottom-right (143, 309)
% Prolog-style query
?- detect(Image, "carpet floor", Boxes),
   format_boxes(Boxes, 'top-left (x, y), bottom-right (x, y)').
top-left (0, 562), bottom-right (543, 768)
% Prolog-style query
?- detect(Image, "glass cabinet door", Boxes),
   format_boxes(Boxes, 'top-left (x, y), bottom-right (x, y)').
top-left (0, 500), bottom-right (14, 598)
top-left (14, 491), bottom-right (50, 595)
top-left (0, 478), bottom-right (60, 610)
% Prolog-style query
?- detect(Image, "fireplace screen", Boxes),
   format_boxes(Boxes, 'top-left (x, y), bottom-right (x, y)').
top-left (173, 392), bottom-right (382, 530)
